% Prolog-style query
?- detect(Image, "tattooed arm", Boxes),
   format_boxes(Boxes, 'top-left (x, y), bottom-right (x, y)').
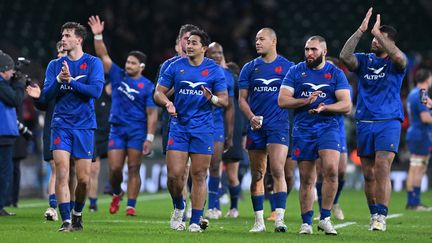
top-left (371, 14), bottom-right (407, 71)
top-left (339, 7), bottom-right (373, 72)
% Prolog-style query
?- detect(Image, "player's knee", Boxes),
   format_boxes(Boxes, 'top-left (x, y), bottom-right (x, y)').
top-left (128, 164), bottom-right (141, 176)
top-left (251, 170), bottom-right (264, 182)
top-left (300, 174), bottom-right (315, 187)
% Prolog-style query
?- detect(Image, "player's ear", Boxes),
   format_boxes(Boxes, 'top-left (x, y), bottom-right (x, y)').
top-left (202, 46), bottom-right (208, 53)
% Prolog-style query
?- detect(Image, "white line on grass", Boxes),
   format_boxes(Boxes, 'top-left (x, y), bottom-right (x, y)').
top-left (334, 221), bottom-right (356, 229)
top-left (18, 193), bottom-right (170, 208)
top-left (386, 213), bottom-right (403, 219)
top-left (90, 220), bottom-right (168, 224)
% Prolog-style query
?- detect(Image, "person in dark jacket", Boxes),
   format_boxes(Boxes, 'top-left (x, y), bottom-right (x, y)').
top-left (0, 50), bottom-right (24, 216)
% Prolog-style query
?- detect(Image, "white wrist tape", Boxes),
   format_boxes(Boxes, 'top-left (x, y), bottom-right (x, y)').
top-left (56, 75), bottom-right (62, 83)
top-left (94, 34), bottom-right (103, 40)
top-left (211, 95), bottom-right (219, 105)
top-left (146, 134), bottom-right (154, 142)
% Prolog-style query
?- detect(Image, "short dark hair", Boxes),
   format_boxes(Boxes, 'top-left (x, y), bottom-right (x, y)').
top-left (189, 29), bottom-right (211, 47)
top-left (308, 35), bottom-right (326, 44)
top-left (61, 22), bottom-right (87, 40)
top-left (177, 24), bottom-right (200, 41)
top-left (415, 69), bottom-right (432, 84)
top-left (128, 51), bottom-right (147, 65)
top-left (380, 25), bottom-right (397, 42)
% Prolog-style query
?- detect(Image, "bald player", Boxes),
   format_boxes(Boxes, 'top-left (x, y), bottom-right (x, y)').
top-left (279, 36), bottom-right (352, 235)
top-left (239, 28), bottom-right (294, 233)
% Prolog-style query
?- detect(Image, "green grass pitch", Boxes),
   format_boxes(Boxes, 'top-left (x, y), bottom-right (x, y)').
top-left (1, 190), bottom-right (431, 242)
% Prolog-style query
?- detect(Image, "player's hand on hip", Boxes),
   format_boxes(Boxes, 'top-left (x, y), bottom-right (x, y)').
top-left (26, 84), bottom-right (41, 98)
top-left (165, 101), bottom-right (177, 117)
top-left (88, 15), bottom-right (105, 35)
top-left (359, 7), bottom-right (373, 33)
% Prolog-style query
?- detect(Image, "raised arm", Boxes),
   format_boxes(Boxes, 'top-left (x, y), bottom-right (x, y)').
top-left (339, 7), bottom-right (373, 71)
top-left (88, 15), bottom-right (113, 73)
top-left (371, 14), bottom-right (407, 71)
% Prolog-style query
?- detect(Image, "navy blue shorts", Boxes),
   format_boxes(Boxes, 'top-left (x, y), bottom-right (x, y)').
top-left (51, 128), bottom-right (94, 159)
top-left (167, 131), bottom-right (214, 155)
top-left (213, 128), bottom-right (225, 143)
top-left (291, 125), bottom-right (340, 161)
top-left (356, 120), bottom-right (401, 157)
top-left (246, 127), bottom-right (289, 150)
top-left (108, 124), bottom-right (146, 151)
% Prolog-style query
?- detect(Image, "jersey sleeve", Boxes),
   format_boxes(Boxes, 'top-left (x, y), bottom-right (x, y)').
top-left (280, 65), bottom-right (296, 93)
top-left (354, 53), bottom-right (368, 75)
top-left (108, 62), bottom-right (124, 86)
top-left (335, 69), bottom-right (351, 90)
top-left (146, 82), bottom-right (157, 108)
top-left (42, 60), bottom-right (61, 102)
top-left (238, 62), bottom-right (252, 90)
top-left (69, 58), bottom-right (104, 99)
top-left (213, 67), bottom-right (227, 93)
top-left (157, 62), bottom-right (175, 89)
top-left (225, 70), bottom-right (235, 97)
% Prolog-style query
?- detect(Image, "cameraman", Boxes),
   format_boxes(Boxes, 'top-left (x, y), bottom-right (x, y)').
top-left (0, 51), bottom-right (25, 216)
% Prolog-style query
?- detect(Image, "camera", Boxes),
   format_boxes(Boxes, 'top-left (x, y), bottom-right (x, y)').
top-left (13, 57), bottom-right (32, 86)
top-left (17, 120), bottom-right (32, 140)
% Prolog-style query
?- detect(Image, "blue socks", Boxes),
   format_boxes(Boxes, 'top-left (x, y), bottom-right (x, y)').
top-left (69, 201), bottom-right (75, 211)
top-left (251, 195), bottom-right (265, 212)
top-left (49, 194), bottom-right (57, 208)
top-left (74, 201), bottom-right (85, 214)
top-left (228, 184), bottom-right (240, 209)
top-left (320, 208), bottom-right (331, 220)
top-left (59, 202), bottom-right (71, 221)
top-left (377, 204), bottom-right (388, 216)
top-left (89, 197), bottom-right (97, 207)
top-left (334, 180), bottom-right (345, 204)
top-left (302, 210), bottom-right (314, 225)
top-left (208, 176), bottom-right (220, 209)
top-left (127, 199), bottom-right (136, 208)
top-left (269, 193), bottom-right (276, 212)
top-left (190, 208), bottom-right (204, 225)
top-left (316, 182), bottom-right (322, 210)
top-left (172, 196), bottom-right (185, 210)
top-left (274, 192), bottom-right (287, 209)
top-left (368, 204), bottom-right (378, 215)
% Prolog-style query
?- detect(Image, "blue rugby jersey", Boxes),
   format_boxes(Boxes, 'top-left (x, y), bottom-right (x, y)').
top-left (108, 63), bottom-right (156, 128)
top-left (43, 53), bottom-right (104, 129)
top-left (158, 55), bottom-right (182, 80)
top-left (213, 68), bottom-right (235, 131)
top-left (281, 61), bottom-right (350, 130)
top-left (354, 53), bottom-right (406, 121)
top-left (158, 57), bottom-right (227, 133)
top-left (238, 55), bottom-right (294, 130)
top-left (406, 88), bottom-right (432, 142)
